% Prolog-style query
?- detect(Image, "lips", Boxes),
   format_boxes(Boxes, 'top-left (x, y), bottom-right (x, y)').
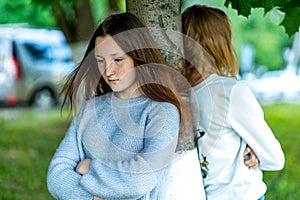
top-left (108, 79), bottom-right (119, 84)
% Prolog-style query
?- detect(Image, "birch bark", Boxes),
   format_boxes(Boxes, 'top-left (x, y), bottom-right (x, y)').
top-left (126, 0), bottom-right (183, 70)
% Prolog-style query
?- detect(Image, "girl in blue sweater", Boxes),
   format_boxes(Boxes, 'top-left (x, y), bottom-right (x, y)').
top-left (47, 12), bottom-right (190, 200)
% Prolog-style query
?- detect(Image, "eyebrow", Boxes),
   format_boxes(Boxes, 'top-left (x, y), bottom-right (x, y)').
top-left (95, 53), bottom-right (124, 58)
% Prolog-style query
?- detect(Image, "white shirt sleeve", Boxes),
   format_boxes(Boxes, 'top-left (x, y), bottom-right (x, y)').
top-left (167, 149), bottom-right (206, 200)
top-left (228, 81), bottom-right (285, 171)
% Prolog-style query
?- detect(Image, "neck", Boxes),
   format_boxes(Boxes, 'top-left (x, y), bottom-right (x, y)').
top-left (114, 88), bottom-right (142, 99)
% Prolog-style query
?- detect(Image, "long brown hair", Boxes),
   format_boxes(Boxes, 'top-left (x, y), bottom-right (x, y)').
top-left (182, 4), bottom-right (239, 85)
top-left (61, 12), bottom-right (188, 130)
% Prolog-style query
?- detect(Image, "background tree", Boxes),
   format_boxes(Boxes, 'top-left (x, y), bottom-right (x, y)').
top-left (0, 0), bottom-right (299, 71)
top-left (126, 0), bottom-right (183, 69)
top-left (32, 0), bottom-right (95, 42)
top-left (225, 0), bottom-right (300, 37)
top-left (108, 0), bottom-right (120, 12)
top-left (128, 0), bottom-right (299, 72)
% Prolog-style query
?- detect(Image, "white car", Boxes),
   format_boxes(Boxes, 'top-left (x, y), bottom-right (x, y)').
top-left (0, 26), bottom-right (75, 108)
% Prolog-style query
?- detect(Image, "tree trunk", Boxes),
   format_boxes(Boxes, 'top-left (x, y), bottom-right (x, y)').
top-left (74, 0), bottom-right (95, 41)
top-left (108, 0), bottom-right (120, 12)
top-left (126, 0), bottom-right (194, 150)
top-left (126, 0), bottom-right (183, 70)
top-left (53, 0), bottom-right (95, 43)
top-left (53, 1), bottom-right (76, 43)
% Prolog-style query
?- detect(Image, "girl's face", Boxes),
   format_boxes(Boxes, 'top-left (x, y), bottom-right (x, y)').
top-left (95, 35), bottom-right (139, 99)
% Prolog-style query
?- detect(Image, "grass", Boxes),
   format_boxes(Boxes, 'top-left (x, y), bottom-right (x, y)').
top-left (0, 108), bottom-right (70, 200)
top-left (0, 103), bottom-right (299, 199)
top-left (262, 103), bottom-right (300, 199)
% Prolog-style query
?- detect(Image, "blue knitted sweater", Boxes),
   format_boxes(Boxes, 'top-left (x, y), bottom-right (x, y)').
top-left (47, 92), bottom-right (180, 200)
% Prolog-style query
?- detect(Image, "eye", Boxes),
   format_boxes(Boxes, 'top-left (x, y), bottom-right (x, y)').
top-left (96, 58), bottom-right (105, 64)
top-left (114, 57), bottom-right (123, 63)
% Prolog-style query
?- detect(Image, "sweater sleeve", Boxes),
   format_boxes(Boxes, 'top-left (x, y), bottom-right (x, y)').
top-left (228, 82), bottom-right (285, 171)
top-left (47, 119), bottom-right (93, 200)
top-left (79, 102), bottom-right (180, 199)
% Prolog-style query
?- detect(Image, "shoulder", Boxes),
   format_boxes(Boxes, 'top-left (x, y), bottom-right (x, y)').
top-left (228, 79), bottom-right (258, 107)
top-left (149, 100), bottom-right (179, 115)
top-left (216, 76), bottom-right (254, 97)
top-left (228, 80), bottom-right (263, 116)
top-left (83, 93), bottom-right (111, 110)
top-left (230, 80), bottom-right (255, 98)
top-left (147, 101), bottom-right (180, 130)
top-left (218, 75), bottom-right (240, 89)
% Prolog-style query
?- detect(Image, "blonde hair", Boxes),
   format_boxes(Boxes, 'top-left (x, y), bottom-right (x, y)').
top-left (182, 4), bottom-right (239, 84)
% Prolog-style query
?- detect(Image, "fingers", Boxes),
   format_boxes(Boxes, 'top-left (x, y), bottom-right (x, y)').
top-left (243, 146), bottom-right (251, 157)
top-left (243, 145), bottom-right (260, 169)
top-left (93, 197), bottom-right (104, 200)
top-left (244, 155), bottom-right (259, 169)
top-left (76, 158), bottom-right (92, 175)
top-left (244, 150), bottom-right (260, 169)
top-left (135, 149), bottom-right (144, 157)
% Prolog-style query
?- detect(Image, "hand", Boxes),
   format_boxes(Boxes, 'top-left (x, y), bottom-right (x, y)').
top-left (77, 160), bottom-right (104, 200)
top-left (136, 149), bottom-right (144, 157)
top-left (93, 196), bottom-right (103, 200)
top-left (243, 145), bottom-right (260, 169)
top-left (76, 158), bottom-right (92, 175)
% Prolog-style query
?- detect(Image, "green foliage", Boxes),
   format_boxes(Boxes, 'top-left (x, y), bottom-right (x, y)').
top-left (0, 0), bottom-right (113, 28)
top-left (0, 0), bottom-right (56, 27)
top-left (234, 8), bottom-right (289, 71)
top-left (225, 0), bottom-right (300, 37)
top-left (280, 7), bottom-right (300, 37)
top-left (91, 0), bottom-right (110, 24)
top-left (183, 0), bottom-right (290, 71)
top-left (0, 0), bottom-right (295, 71)
top-left (224, 0), bottom-right (285, 16)
top-left (32, 0), bottom-right (81, 7)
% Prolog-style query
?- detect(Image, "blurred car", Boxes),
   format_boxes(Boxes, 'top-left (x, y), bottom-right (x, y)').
top-left (0, 25), bottom-right (75, 108)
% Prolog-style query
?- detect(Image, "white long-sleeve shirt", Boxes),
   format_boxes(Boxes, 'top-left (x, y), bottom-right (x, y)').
top-left (167, 148), bottom-right (206, 200)
top-left (191, 74), bottom-right (284, 200)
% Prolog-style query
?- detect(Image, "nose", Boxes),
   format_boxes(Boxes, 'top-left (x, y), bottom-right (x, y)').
top-left (104, 61), bottom-right (115, 77)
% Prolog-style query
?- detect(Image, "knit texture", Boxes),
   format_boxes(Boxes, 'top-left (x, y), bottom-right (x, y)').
top-left (47, 92), bottom-right (180, 200)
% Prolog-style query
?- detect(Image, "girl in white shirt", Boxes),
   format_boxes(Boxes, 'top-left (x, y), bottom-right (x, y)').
top-left (181, 4), bottom-right (285, 200)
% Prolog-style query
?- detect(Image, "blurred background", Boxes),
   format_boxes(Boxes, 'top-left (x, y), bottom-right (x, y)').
top-left (0, 0), bottom-right (299, 199)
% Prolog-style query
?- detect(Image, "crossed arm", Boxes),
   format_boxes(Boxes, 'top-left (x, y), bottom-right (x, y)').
top-left (76, 159), bottom-right (102, 200)
top-left (75, 144), bottom-right (259, 200)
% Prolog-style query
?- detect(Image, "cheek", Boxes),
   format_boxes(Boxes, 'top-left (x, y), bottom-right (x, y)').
top-left (122, 66), bottom-right (136, 80)
top-left (117, 69), bottom-right (136, 88)
top-left (127, 70), bottom-right (138, 85)
top-left (122, 59), bottom-right (136, 79)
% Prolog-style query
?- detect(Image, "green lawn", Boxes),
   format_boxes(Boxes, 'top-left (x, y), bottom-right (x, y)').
top-left (262, 103), bottom-right (300, 199)
top-left (0, 108), bottom-right (69, 199)
top-left (0, 104), bottom-right (299, 199)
